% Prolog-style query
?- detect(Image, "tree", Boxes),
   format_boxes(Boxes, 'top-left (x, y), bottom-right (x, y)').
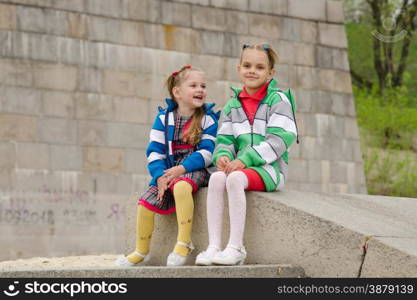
top-left (352, 0), bottom-right (417, 93)
top-left (344, 0), bottom-right (371, 23)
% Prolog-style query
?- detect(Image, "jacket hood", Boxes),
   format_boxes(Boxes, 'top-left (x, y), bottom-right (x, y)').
top-left (160, 98), bottom-right (220, 120)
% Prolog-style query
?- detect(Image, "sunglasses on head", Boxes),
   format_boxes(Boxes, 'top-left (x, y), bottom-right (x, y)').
top-left (242, 44), bottom-right (271, 51)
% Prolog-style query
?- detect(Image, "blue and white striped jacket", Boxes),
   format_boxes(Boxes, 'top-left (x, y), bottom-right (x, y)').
top-left (146, 98), bottom-right (220, 186)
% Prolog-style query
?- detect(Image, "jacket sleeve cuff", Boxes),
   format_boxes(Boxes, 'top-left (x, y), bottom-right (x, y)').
top-left (153, 170), bottom-right (165, 183)
top-left (237, 149), bottom-right (257, 168)
top-left (181, 161), bottom-right (193, 174)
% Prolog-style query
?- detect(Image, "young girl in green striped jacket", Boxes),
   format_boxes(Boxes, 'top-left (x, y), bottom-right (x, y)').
top-left (195, 43), bottom-right (298, 266)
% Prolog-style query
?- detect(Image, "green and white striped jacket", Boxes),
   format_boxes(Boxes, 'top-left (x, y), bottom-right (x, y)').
top-left (213, 79), bottom-right (298, 191)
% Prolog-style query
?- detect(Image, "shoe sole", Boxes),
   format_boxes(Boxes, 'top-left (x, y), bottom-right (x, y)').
top-left (212, 259), bottom-right (245, 266)
top-left (166, 253), bottom-right (191, 266)
top-left (114, 255), bottom-right (150, 267)
top-left (195, 259), bottom-right (212, 266)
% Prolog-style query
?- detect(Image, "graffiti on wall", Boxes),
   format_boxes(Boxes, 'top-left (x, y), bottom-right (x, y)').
top-left (0, 188), bottom-right (125, 226)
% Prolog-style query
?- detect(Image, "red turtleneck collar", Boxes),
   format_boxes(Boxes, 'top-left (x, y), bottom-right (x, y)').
top-left (240, 81), bottom-right (269, 101)
top-left (239, 81), bottom-right (269, 124)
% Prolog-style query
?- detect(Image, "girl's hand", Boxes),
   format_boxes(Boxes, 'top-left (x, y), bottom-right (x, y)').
top-left (163, 165), bottom-right (186, 181)
top-left (223, 159), bottom-right (245, 174)
top-left (216, 156), bottom-right (230, 170)
top-left (157, 176), bottom-right (170, 201)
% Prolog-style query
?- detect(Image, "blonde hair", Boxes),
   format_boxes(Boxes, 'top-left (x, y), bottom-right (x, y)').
top-left (166, 66), bottom-right (205, 146)
top-left (240, 43), bottom-right (279, 69)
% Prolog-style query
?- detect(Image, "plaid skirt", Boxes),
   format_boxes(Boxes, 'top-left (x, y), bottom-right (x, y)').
top-left (138, 111), bottom-right (210, 214)
top-left (138, 169), bottom-right (209, 215)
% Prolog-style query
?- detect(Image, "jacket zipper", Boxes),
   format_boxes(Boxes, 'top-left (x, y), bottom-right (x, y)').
top-left (251, 100), bottom-right (264, 147)
top-left (164, 110), bottom-right (173, 168)
top-left (241, 98), bottom-right (263, 147)
top-left (251, 125), bottom-right (253, 146)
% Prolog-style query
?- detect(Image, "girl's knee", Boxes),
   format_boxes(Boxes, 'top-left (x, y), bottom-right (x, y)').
top-left (208, 171), bottom-right (227, 186)
top-left (226, 171), bottom-right (247, 189)
top-left (172, 180), bottom-right (193, 195)
top-left (138, 205), bottom-right (155, 218)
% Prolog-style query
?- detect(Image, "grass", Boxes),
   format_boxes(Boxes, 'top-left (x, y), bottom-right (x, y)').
top-left (362, 146), bottom-right (417, 198)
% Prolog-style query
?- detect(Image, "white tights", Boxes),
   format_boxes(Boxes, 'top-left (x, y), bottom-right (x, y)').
top-left (206, 171), bottom-right (248, 256)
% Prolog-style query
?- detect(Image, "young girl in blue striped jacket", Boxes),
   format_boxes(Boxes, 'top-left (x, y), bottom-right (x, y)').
top-left (116, 66), bottom-right (219, 266)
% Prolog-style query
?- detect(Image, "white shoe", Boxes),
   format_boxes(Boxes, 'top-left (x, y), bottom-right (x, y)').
top-left (166, 241), bottom-right (195, 266)
top-left (212, 245), bottom-right (247, 266)
top-left (195, 246), bottom-right (220, 266)
top-left (114, 251), bottom-right (150, 267)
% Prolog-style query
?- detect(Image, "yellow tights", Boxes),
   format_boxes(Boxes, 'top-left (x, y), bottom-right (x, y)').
top-left (126, 180), bottom-right (194, 264)
top-left (172, 181), bottom-right (194, 257)
top-left (126, 205), bottom-right (155, 264)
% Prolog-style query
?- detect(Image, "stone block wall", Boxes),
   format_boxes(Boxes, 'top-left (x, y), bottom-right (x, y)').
top-left (0, 190), bottom-right (129, 260)
top-left (0, 0), bottom-right (367, 195)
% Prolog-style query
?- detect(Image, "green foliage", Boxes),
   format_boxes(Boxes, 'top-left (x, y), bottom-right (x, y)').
top-left (354, 85), bottom-right (417, 150)
top-left (345, 23), bottom-right (376, 82)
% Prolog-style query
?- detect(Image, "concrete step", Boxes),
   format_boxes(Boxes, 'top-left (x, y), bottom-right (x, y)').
top-left (0, 265), bottom-right (306, 278)
top-left (0, 255), bottom-right (305, 278)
